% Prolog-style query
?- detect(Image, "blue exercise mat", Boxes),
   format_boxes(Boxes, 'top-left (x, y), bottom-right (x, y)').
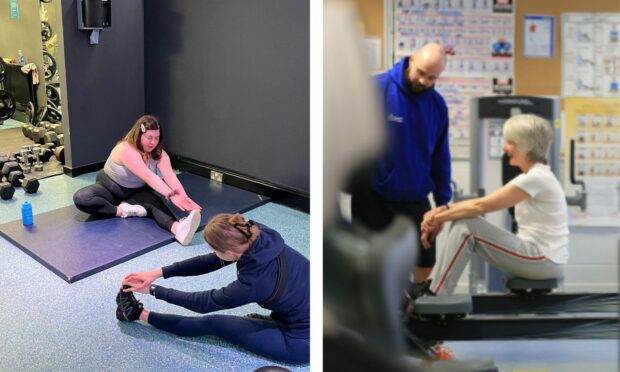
top-left (0, 173), bottom-right (269, 283)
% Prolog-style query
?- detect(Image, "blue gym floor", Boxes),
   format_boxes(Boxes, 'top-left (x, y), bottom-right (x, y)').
top-left (0, 172), bottom-right (310, 371)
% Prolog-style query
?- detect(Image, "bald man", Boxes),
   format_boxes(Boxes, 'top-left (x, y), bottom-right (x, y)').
top-left (350, 43), bottom-right (452, 293)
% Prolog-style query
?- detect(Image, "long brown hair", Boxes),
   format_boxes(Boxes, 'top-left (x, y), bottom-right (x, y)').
top-left (203, 213), bottom-right (253, 255)
top-left (123, 115), bottom-right (163, 162)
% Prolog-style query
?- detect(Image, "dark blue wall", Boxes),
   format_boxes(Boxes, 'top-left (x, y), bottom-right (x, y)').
top-left (144, 0), bottom-right (309, 194)
top-left (61, 0), bottom-right (144, 169)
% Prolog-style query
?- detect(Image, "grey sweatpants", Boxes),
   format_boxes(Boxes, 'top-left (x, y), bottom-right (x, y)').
top-left (429, 217), bottom-right (564, 295)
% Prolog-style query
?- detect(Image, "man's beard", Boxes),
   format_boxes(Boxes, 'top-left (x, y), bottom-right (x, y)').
top-left (410, 81), bottom-right (432, 94)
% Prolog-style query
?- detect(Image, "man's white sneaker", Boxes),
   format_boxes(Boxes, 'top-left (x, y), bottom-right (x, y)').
top-left (175, 210), bottom-right (201, 246)
top-left (118, 202), bottom-right (147, 218)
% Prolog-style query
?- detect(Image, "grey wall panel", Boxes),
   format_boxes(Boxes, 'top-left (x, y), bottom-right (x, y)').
top-left (144, 0), bottom-right (309, 194)
top-left (61, 0), bottom-right (144, 168)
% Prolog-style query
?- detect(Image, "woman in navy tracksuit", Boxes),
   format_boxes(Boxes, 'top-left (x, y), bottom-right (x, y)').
top-left (116, 213), bottom-right (310, 364)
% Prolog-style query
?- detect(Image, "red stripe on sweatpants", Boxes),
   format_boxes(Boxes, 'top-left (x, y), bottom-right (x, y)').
top-left (435, 233), bottom-right (473, 294)
top-left (474, 236), bottom-right (545, 261)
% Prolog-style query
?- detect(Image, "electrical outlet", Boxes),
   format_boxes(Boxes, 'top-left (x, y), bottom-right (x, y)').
top-left (210, 170), bottom-right (223, 183)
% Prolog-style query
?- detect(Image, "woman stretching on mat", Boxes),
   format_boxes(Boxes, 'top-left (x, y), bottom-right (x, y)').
top-left (73, 115), bottom-right (202, 246)
top-left (115, 213), bottom-right (310, 364)
top-left (415, 114), bottom-right (569, 296)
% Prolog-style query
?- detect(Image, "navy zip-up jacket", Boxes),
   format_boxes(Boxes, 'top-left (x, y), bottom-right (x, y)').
top-left (372, 57), bottom-right (452, 206)
top-left (154, 223), bottom-right (310, 339)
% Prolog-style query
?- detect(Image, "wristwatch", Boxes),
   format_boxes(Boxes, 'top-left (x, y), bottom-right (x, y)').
top-left (149, 284), bottom-right (158, 296)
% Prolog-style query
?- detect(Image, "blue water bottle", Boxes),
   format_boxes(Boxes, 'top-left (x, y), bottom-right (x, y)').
top-left (18, 50), bottom-right (25, 66)
top-left (22, 201), bottom-right (33, 226)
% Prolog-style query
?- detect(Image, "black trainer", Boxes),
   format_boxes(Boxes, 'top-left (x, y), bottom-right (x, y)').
top-left (401, 279), bottom-right (435, 316)
top-left (115, 285), bottom-right (144, 321)
top-left (408, 279), bottom-right (434, 298)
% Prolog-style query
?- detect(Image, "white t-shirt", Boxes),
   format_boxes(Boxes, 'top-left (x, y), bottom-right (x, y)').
top-left (509, 163), bottom-right (569, 264)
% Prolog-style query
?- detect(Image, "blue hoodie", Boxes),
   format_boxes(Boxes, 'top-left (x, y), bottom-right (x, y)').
top-left (372, 57), bottom-right (452, 206)
top-left (155, 223), bottom-right (310, 339)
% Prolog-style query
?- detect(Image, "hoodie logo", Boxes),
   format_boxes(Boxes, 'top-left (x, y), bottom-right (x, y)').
top-left (388, 113), bottom-right (404, 123)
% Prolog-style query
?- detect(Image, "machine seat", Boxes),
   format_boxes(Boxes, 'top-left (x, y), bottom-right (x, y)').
top-left (506, 278), bottom-right (560, 295)
top-left (413, 295), bottom-right (473, 315)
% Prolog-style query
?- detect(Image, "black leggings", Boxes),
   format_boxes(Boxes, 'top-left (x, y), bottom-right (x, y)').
top-left (148, 312), bottom-right (309, 364)
top-left (73, 170), bottom-right (176, 231)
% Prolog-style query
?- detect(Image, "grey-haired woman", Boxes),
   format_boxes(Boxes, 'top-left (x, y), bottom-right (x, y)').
top-left (418, 114), bottom-right (569, 296)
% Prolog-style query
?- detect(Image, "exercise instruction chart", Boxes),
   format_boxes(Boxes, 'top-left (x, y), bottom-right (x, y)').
top-left (393, 0), bottom-right (515, 159)
top-left (562, 13), bottom-right (620, 98)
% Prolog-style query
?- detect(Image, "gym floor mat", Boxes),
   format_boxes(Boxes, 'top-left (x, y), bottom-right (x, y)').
top-left (0, 172), bottom-right (269, 283)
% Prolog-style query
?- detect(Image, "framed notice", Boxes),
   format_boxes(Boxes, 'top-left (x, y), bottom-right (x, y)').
top-left (524, 15), bottom-right (554, 58)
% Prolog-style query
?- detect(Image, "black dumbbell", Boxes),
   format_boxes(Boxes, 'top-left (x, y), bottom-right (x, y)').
top-left (22, 124), bottom-right (33, 138)
top-left (21, 177), bottom-right (39, 194)
top-left (26, 126), bottom-right (35, 139)
top-left (2, 161), bottom-right (21, 177)
top-left (50, 123), bottom-right (62, 134)
top-left (0, 181), bottom-right (14, 200)
top-left (17, 154), bottom-right (34, 166)
top-left (8, 170), bottom-right (24, 187)
top-left (44, 131), bottom-right (57, 144)
top-left (39, 148), bottom-right (53, 163)
top-left (33, 128), bottom-right (47, 144)
top-left (0, 153), bottom-right (9, 170)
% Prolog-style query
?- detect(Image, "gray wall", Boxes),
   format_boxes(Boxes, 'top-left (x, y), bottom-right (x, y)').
top-left (0, 0), bottom-right (47, 107)
top-left (144, 0), bottom-right (309, 194)
top-left (61, 0), bottom-right (144, 169)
